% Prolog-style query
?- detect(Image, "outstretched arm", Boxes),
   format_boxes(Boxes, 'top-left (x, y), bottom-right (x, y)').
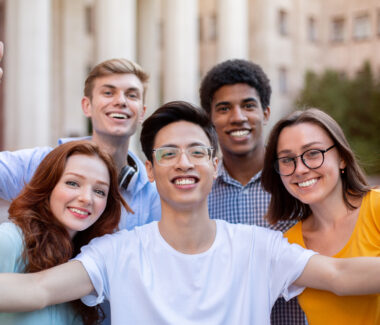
top-left (295, 254), bottom-right (380, 295)
top-left (0, 260), bottom-right (94, 312)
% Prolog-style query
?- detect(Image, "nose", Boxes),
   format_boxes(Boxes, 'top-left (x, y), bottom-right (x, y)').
top-left (293, 156), bottom-right (309, 175)
top-left (175, 150), bottom-right (194, 170)
top-left (114, 91), bottom-right (127, 107)
top-left (230, 106), bottom-right (248, 123)
top-left (78, 187), bottom-right (93, 205)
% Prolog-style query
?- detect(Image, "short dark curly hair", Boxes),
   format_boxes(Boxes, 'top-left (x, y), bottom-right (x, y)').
top-left (199, 59), bottom-right (271, 115)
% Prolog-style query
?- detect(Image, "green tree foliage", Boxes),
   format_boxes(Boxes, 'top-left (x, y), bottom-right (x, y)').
top-left (296, 62), bottom-right (380, 175)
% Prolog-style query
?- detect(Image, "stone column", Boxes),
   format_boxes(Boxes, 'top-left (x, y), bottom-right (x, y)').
top-left (94, 0), bottom-right (136, 62)
top-left (51, 0), bottom-right (87, 141)
top-left (217, 0), bottom-right (249, 61)
top-left (137, 0), bottom-right (160, 114)
top-left (162, 0), bottom-right (199, 104)
top-left (5, 0), bottom-right (51, 149)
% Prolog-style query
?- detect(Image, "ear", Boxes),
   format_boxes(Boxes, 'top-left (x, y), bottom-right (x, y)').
top-left (263, 106), bottom-right (271, 125)
top-left (339, 158), bottom-right (346, 170)
top-left (145, 159), bottom-right (155, 183)
top-left (138, 105), bottom-right (147, 123)
top-left (82, 97), bottom-right (92, 118)
top-left (212, 157), bottom-right (219, 179)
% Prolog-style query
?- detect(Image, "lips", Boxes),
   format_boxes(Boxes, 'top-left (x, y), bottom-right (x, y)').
top-left (69, 207), bottom-right (91, 218)
top-left (172, 176), bottom-right (199, 186)
top-left (107, 112), bottom-right (129, 119)
top-left (298, 178), bottom-right (317, 188)
top-left (227, 129), bottom-right (251, 137)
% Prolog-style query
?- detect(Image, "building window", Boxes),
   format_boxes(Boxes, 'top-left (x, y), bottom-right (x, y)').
top-left (331, 17), bottom-right (345, 43)
top-left (278, 10), bottom-right (288, 36)
top-left (278, 67), bottom-right (288, 94)
top-left (307, 17), bottom-right (317, 42)
top-left (353, 14), bottom-right (370, 40)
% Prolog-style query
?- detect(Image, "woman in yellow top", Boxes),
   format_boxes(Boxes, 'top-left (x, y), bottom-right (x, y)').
top-left (261, 108), bottom-right (379, 325)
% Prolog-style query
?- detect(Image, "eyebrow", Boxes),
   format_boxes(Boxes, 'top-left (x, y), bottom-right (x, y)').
top-left (277, 141), bottom-right (324, 156)
top-left (64, 172), bottom-right (110, 187)
top-left (156, 142), bottom-right (208, 149)
top-left (215, 97), bottom-right (259, 107)
top-left (100, 84), bottom-right (141, 93)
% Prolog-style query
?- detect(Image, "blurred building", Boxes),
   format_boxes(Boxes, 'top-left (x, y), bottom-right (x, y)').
top-left (0, 0), bottom-right (379, 152)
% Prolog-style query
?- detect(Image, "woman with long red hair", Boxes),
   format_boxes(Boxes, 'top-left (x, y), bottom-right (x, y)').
top-left (0, 140), bottom-right (130, 325)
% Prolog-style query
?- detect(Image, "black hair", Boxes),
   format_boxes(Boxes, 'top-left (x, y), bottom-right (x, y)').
top-left (141, 101), bottom-right (219, 162)
top-left (199, 59), bottom-right (271, 115)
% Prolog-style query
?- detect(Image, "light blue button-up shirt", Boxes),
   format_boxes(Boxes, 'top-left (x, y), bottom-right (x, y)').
top-left (0, 137), bottom-right (161, 230)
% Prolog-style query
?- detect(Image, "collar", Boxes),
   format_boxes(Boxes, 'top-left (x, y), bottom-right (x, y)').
top-left (216, 160), bottom-right (262, 187)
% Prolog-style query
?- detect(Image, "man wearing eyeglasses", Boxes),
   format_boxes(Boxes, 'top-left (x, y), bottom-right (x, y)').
top-left (199, 59), bottom-right (304, 324)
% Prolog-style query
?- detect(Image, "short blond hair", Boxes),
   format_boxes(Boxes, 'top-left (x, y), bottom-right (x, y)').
top-left (84, 58), bottom-right (149, 100)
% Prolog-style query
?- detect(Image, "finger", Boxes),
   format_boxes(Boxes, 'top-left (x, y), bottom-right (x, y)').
top-left (0, 41), bottom-right (3, 61)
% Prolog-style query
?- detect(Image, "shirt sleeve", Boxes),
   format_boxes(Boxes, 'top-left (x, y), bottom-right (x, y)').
top-left (73, 233), bottom-right (117, 306)
top-left (0, 147), bottom-right (52, 201)
top-left (0, 223), bottom-right (24, 273)
top-left (266, 228), bottom-right (317, 302)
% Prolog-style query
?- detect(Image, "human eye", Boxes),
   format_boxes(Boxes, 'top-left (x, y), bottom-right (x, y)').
top-left (158, 148), bottom-right (177, 160)
top-left (242, 102), bottom-right (256, 110)
top-left (94, 188), bottom-right (107, 197)
top-left (102, 89), bottom-right (113, 96)
top-left (65, 180), bottom-right (79, 187)
top-left (304, 149), bottom-right (321, 160)
top-left (279, 157), bottom-right (294, 165)
top-left (127, 91), bottom-right (139, 99)
top-left (216, 106), bottom-right (230, 113)
top-left (189, 146), bottom-right (207, 158)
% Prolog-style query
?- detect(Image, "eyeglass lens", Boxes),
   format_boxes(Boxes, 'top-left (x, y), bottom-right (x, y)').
top-left (154, 146), bottom-right (212, 166)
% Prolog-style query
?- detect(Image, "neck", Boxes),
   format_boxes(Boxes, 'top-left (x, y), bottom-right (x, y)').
top-left (158, 201), bottom-right (216, 254)
top-left (222, 146), bottom-right (265, 185)
top-left (306, 191), bottom-right (361, 231)
top-left (91, 132), bottom-right (130, 172)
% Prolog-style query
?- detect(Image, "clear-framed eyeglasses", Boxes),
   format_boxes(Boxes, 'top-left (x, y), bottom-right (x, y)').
top-left (274, 145), bottom-right (336, 176)
top-left (152, 145), bottom-right (214, 166)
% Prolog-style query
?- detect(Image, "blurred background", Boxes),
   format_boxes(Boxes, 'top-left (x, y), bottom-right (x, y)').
top-left (0, 0), bottom-right (379, 214)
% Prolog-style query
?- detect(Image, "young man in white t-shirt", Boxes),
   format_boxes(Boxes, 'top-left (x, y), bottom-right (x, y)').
top-left (1, 101), bottom-right (380, 325)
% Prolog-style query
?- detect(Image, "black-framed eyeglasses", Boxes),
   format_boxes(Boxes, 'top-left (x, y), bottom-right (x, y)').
top-left (274, 145), bottom-right (336, 176)
top-left (152, 145), bottom-right (214, 166)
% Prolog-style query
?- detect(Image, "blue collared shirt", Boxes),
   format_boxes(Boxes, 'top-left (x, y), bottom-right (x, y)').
top-left (208, 162), bottom-right (307, 325)
top-left (0, 137), bottom-right (161, 230)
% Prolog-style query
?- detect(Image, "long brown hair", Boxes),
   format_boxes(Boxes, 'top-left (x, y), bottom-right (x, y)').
top-left (8, 140), bottom-right (131, 325)
top-left (262, 108), bottom-right (369, 224)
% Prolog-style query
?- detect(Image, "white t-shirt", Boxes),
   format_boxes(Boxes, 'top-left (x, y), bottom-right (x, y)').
top-left (75, 220), bottom-right (315, 325)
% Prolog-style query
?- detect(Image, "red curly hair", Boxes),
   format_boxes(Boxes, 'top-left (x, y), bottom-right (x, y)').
top-left (8, 140), bottom-right (131, 325)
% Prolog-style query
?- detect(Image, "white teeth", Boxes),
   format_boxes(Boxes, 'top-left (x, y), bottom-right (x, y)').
top-left (69, 208), bottom-right (89, 215)
top-left (109, 113), bottom-right (127, 119)
top-left (230, 130), bottom-right (249, 137)
top-left (298, 179), bottom-right (317, 188)
top-left (175, 178), bottom-right (196, 185)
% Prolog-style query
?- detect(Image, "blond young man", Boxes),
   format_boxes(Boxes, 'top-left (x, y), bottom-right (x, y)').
top-left (0, 58), bottom-right (161, 230)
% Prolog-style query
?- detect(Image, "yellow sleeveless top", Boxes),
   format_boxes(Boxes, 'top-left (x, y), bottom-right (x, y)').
top-left (285, 189), bottom-right (380, 325)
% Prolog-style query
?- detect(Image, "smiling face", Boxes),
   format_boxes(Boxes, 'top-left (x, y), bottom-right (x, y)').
top-left (82, 73), bottom-right (146, 140)
top-left (277, 122), bottom-right (345, 208)
top-left (145, 121), bottom-right (218, 212)
top-left (210, 83), bottom-right (270, 159)
top-left (49, 154), bottom-right (110, 238)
